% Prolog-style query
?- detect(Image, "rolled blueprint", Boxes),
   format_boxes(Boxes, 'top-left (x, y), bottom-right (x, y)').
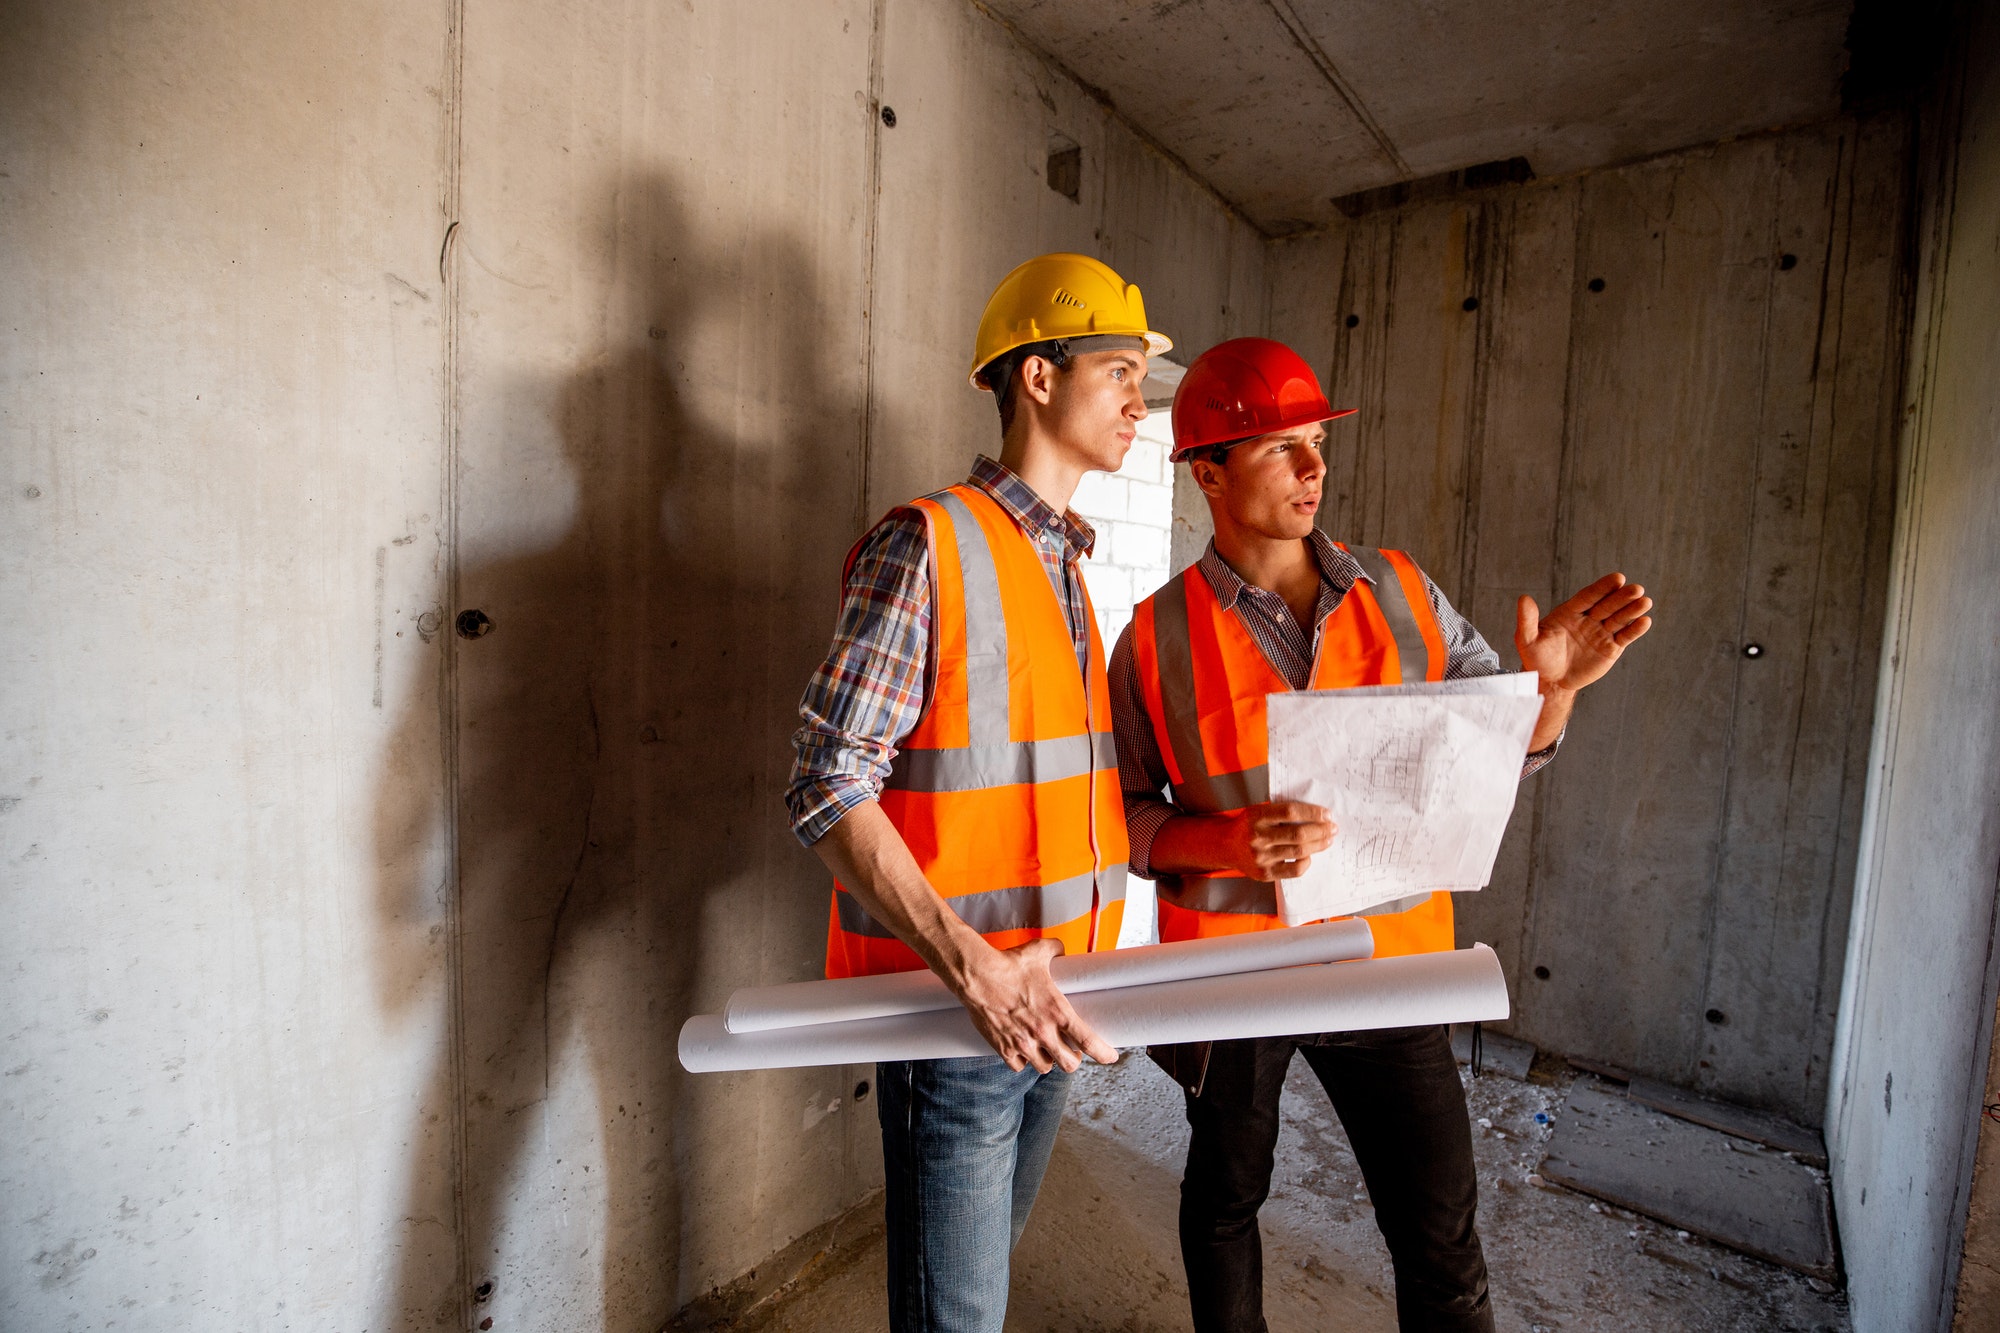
top-left (680, 942), bottom-right (1510, 1073)
top-left (723, 917), bottom-right (1376, 1034)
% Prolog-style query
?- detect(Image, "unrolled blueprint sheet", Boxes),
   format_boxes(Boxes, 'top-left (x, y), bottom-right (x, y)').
top-left (1266, 672), bottom-right (1542, 925)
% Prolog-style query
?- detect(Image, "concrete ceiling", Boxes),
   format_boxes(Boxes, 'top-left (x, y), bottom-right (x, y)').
top-left (985, 0), bottom-right (1854, 233)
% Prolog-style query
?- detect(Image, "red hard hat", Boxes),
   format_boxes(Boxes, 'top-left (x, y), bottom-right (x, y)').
top-left (1169, 337), bottom-right (1354, 460)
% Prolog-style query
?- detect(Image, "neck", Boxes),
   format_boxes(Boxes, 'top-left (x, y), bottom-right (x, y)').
top-left (996, 425), bottom-right (1087, 515)
top-left (1210, 515), bottom-right (1317, 594)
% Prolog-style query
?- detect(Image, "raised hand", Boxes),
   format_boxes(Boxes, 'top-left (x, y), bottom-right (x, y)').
top-left (1516, 572), bottom-right (1654, 694)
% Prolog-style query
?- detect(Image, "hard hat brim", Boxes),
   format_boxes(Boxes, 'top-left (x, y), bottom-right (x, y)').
top-left (1169, 405), bottom-right (1357, 461)
top-left (970, 329), bottom-right (1174, 390)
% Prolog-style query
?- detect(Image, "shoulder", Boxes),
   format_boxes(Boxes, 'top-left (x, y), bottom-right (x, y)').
top-left (843, 504), bottom-right (933, 590)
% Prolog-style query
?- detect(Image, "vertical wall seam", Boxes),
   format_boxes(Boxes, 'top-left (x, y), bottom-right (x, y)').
top-left (1689, 147), bottom-right (1786, 1081)
top-left (1797, 128), bottom-right (1862, 1082)
top-left (855, 0), bottom-right (890, 531)
top-left (1519, 182), bottom-right (1586, 993)
top-left (436, 0), bottom-right (469, 1324)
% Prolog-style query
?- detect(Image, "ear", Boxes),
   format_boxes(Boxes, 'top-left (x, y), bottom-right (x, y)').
top-left (1017, 354), bottom-right (1060, 408)
top-left (1189, 457), bottom-right (1226, 499)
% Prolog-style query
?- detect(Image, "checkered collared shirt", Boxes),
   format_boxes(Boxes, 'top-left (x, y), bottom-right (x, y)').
top-left (1109, 531), bottom-right (1560, 878)
top-left (786, 454), bottom-right (1097, 847)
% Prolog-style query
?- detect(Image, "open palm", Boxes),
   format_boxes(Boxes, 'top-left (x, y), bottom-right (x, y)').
top-left (1516, 573), bottom-right (1654, 692)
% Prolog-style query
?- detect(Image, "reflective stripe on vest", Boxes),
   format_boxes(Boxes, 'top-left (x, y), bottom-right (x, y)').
top-left (824, 485), bottom-right (1129, 978)
top-left (1132, 544), bottom-right (1454, 957)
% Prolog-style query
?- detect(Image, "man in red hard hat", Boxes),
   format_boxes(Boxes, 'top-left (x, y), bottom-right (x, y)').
top-left (1110, 337), bottom-right (1654, 1332)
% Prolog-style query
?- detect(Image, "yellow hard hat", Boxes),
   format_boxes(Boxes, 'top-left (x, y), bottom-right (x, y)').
top-left (969, 252), bottom-right (1173, 389)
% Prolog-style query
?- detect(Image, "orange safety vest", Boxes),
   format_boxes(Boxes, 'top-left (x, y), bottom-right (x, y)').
top-left (1128, 544), bottom-right (1454, 957)
top-left (824, 484), bottom-right (1129, 979)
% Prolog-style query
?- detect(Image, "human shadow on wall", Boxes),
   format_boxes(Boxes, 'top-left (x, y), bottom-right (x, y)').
top-left (373, 173), bottom-right (866, 1332)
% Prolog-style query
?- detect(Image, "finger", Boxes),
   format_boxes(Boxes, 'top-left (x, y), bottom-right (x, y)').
top-left (1268, 825), bottom-right (1334, 857)
top-left (1586, 583), bottom-right (1645, 619)
top-left (1602, 597), bottom-right (1653, 632)
top-left (1264, 801), bottom-right (1331, 826)
top-left (1063, 1015), bottom-right (1119, 1066)
top-left (1268, 855), bottom-right (1311, 879)
top-left (1612, 616), bottom-right (1653, 646)
top-left (1559, 572), bottom-right (1628, 616)
top-left (1515, 594), bottom-right (1539, 647)
top-left (1016, 937), bottom-right (1065, 969)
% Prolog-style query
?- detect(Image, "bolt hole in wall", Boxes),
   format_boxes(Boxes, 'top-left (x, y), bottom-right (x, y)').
top-left (1070, 400), bottom-right (1177, 947)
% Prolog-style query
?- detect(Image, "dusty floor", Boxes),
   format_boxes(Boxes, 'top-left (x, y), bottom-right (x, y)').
top-left (734, 1053), bottom-right (1850, 1332)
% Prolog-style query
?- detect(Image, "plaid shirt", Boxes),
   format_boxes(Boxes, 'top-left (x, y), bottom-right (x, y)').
top-left (786, 455), bottom-right (1096, 847)
top-left (1110, 531), bottom-right (1561, 878)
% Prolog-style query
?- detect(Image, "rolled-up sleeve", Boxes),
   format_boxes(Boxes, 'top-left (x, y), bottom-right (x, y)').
top-left (1108, 624), bottom-right (1181, 880)
top-left (785, 512), bottom-right (933, 847)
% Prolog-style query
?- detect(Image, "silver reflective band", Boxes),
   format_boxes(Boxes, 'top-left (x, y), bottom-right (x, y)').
top-left (1169, 764), bottom-right (1268, 814)
top-left (835, 865), bottom-right (1130, 940)
top-left (1344, 545), bottom-right (1433, 682)
top-left (886, 731), bottom-right (1117, 793)
top-left (934, 490), bottom-right (1011, 748)
top-left (1155, 875), bottom-right (1279, 916)
top-left (1149, 572), bottom-right (1212, 788)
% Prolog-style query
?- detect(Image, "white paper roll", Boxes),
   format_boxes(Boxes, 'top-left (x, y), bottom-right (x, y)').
top-left (722, 918), bottom-right (1376, 1034)
top-left (679, 943), bottom-right (1511, 1073)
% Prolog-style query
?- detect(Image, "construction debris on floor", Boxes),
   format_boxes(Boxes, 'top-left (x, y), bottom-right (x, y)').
top-left (729, 1048), bottom-right (1849, 1332)
top-left (1539, 1079), bottom-right (1836, 1279)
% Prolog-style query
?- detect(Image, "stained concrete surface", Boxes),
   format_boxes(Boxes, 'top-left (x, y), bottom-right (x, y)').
top-left (1267, 117), bottom-right (1909, 1129)
top-left (735, 1055), bottom-right (1851, 1332)
top-left (982, 0), bottom-right (1850, 231)
top-left (1825, 4), bottom-right (2000, 1328)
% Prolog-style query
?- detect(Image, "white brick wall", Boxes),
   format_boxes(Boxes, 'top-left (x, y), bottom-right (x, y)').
top-left (1074, 411), bottom-right (1176, 651)
top-left (1073, 413), bottom-right (1176, 949)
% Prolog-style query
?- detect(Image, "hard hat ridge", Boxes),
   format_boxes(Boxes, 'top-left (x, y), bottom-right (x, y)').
top-left (1169, 337), bottom-right (1355, 461)
top-left (970, 252), bottom-right (1172, 389)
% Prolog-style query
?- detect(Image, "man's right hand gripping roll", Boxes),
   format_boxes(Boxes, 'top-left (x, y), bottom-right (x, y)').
top-left (810, 799), bottom-right (1119, 1075)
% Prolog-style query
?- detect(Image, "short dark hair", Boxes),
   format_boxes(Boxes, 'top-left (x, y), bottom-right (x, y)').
top-left (978, 339), bottom-right (1071, 431)
top-left (1191, 437), bottom-right (1252, 466)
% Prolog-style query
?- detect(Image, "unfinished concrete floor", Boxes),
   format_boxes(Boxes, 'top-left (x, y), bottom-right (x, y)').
top-left (730, 1054), bottom-right (1850, 1332)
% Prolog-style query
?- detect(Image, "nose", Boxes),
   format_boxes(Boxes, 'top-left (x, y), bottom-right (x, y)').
top-left (1299, 444), bottom-right (1326, 482)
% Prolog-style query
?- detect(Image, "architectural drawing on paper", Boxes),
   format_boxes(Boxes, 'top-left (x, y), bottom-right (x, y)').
top-left (1352, 831), bottom-right (1410, 872)
top-left (1370, 733), bottom-right (1424, 797)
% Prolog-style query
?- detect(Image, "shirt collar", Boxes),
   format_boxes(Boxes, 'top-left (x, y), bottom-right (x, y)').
top-left (1196, 529), bottom-right (1370, 611)
top-left (968, 454), bottom-right (1097, 561)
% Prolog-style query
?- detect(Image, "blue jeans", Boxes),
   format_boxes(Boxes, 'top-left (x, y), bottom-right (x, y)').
top-left (876, 1055), bottom-right (1071, 1333)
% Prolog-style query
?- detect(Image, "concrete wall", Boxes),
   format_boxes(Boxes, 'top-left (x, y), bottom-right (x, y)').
top-left (0, 1), bottom-right (1262, 1328)
top-left (1266, 117), bottom-right (1912, 1127)
top-left (1823, 4), bottom-right (2000, 1327)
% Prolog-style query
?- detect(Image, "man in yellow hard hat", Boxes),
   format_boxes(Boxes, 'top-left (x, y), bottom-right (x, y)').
top-left (785, 253), bottom-right (1170, 1331)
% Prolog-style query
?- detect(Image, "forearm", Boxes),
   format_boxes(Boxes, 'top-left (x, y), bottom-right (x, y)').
top-left (1146, 810), bottom-right (1241, 877)
top-left (1531, 684), bottom-right (1576, 752)
top-left (809, 798), bottom-right (992, 986)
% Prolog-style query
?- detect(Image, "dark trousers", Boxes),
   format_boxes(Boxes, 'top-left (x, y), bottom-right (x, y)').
top-left (1178, 1025), bottom-right (1493, 1333)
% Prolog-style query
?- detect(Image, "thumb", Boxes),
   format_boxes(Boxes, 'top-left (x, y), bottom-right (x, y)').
top-left (1515, 594), bottom-right (1540, 648)
top-left (1017, 936), bottom-right (1066, 968)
